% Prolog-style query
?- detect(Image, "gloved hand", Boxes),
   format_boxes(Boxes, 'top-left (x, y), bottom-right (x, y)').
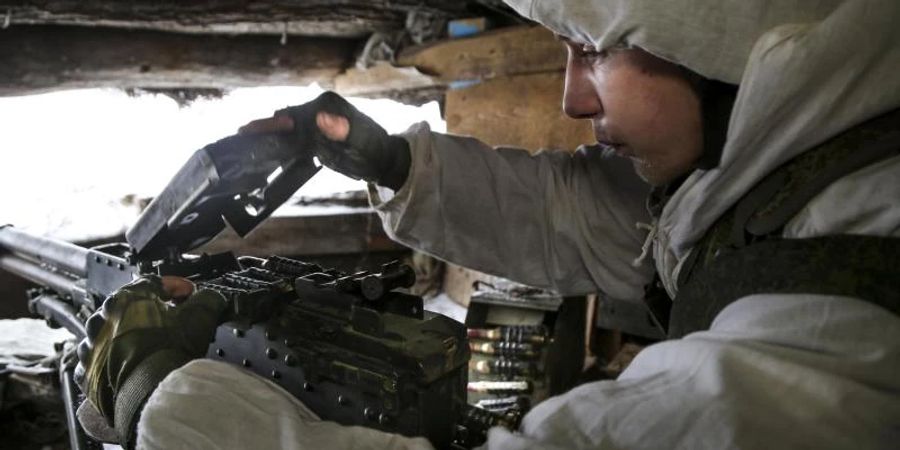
top-left (239, 91), bottom-right (412, 191)
top-left (75, 276), bottom-right (227, 447)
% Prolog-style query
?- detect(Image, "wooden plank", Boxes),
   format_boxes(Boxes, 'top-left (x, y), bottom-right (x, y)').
top-left (335, 62), bottom-right (441, 97)
top-left (444, 72), bottom-right (594, 152)
top-left (335, 26), bottom-right (566, 99)
top-left (442, 263), bottom-right (499, 307)
top-left (396, 25), bottom-right (566, 81)
top-left (0, 25), bottom-right (355, 96)
top-left (198, 212), bottom-right (405, 257)
top-left (1, 0), bottom-right (468, 37)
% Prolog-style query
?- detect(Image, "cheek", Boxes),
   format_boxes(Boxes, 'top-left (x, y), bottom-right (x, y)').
top-left (623, 74), bottom-right (701, 150)
top-left (633, 77), bottom-right (689, 128)
top-left (596, 69), bottom-right (665, 130)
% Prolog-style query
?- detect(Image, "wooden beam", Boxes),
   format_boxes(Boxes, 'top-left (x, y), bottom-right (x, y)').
top-left (0, 1), bottom-right (468, 37)
top-left (336, 62), bottom-right (439, 96)
top-left (0, 25), bottom-right (356, 95)
top-left (338, 25), bottom-right (565, 98)
top-left (198, 212), bottom-right (405, 257)
top-left (397, 25), bottom-right (565, 81)
top-left (334, 61), bottom-right (444, 104)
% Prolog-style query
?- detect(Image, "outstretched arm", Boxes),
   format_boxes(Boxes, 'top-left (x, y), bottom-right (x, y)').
top-left (373, 123), bottom-right (655, 301)
top-left (238, 92), bottom-right (655, 301)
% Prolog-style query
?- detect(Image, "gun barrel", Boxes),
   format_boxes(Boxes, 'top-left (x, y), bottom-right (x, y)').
top-left (0, 226), bottom-right (89, 277)
top-left (0, 254), bottom-right (85, 300)
top-left (31, 293), bottom-right (86, 339)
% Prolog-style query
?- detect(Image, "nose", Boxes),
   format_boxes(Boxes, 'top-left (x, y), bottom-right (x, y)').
top-left (562, 60), bottom-right (603, 119)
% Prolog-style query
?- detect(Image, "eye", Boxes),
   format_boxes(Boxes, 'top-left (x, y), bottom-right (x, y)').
top-left (579, 44), bottom-right (608, 62)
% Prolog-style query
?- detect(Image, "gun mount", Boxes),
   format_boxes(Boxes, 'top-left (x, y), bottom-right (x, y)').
top-left (0, 129), bottom-right (513, 450)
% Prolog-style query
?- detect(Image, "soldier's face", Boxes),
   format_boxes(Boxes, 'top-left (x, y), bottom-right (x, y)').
top-left (561, 39), bottom-right (703, 186)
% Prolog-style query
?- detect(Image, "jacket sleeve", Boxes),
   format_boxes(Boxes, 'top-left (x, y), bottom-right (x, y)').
top-left (481, 294), bottom-right (900, 450)
top-left (369, 123), bottom-right (655, 301)
top-left (136, 360), bottom-right (434, 450)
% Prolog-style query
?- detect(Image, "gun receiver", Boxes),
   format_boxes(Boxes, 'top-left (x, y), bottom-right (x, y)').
top-left (202, 257), bottom-right (470, 448)
top-left (0, 131), bottom-right (513, 449)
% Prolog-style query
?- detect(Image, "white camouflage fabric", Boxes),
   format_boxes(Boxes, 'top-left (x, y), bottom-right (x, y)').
top-left (136, 1), bottom-right (900, 449)
top-left (503, 0), bottom-right (900, 297)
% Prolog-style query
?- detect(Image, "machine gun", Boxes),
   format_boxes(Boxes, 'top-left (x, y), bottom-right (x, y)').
top-left (0, 132), bottom-right (516, 450)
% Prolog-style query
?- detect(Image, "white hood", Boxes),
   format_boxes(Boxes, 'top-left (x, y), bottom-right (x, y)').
top-left (505, 0), bottom-right (900, 293)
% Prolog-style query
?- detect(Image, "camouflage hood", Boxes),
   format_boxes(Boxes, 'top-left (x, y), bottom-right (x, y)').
top-left (505, 0), bottom-right (900, 295)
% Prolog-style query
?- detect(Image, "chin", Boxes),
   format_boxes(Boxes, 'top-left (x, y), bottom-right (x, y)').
top-left (632, 160), bottom-right (666, 186)
top-left (632, 158), bottom-right (693, 187)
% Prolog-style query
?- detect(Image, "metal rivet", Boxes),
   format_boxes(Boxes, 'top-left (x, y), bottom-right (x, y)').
top-left (265, 348), bottom-right (277, 359)
top-left (271, 370), bottom-right (281, 379)
top-left (364, 407), bottom-right (377, 421)
top-left (284, 354), bottom-right (297, 367)
top-left (337, 395), bottom-right (348, 406)
top-left (265, 330), bottom-right (276, 340)
top-left (117, 263), bottom-right (125, 270)
top-left (242, 358), bottom-right (251, 367)
top-left (106, 260), bottom-right (113, 266)
top-left (378, 414), bottom-right (390, 425)
top-left (94, 256), bottom-right (101, 263)
top-left (283, 338), bottom-right (293, 346)
top-left (233, 329), bottom-right (244, 338)
top-left (216, 348), bottom-right (225, 357)
top-left (303, 382), bottom-right (313, 391)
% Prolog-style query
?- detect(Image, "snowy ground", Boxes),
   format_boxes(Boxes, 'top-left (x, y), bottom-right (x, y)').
top-left (0, 86), bottom-right (445, 242)
top-left (0, 318), bottom-right (74, 366)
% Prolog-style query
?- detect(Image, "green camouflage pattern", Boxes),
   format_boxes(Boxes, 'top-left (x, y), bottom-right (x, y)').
top-left (83, 277), bottom-right (226, 426)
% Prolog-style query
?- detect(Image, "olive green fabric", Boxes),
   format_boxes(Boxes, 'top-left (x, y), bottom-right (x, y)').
top-left (82, 277), bottom-right (226, 446)
top-left (671, 110), bottom-right (900, 338)
top-left (671, 235), bottom-right (900, 338)
top-left (113, 349), bottom-right (191, 446)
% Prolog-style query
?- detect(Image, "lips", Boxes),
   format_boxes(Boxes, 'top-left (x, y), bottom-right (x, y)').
top-left (597, 140), bottom-right (632, 158)
top-left (593, 123), bottom-right (633, 157)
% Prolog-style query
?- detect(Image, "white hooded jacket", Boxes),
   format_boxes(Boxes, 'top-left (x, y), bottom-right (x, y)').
top-left (135, 2), bottom-right (900, 449)
top-left (373, 0), bottom-right (900, 300)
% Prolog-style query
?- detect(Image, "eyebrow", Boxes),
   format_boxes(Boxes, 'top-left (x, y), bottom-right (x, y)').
top-left (554, 34), bottom-right (590, 47)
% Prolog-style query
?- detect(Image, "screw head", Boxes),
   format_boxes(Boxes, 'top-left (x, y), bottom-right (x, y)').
top-left (233, 329), bottom-right (244, 338)
top-left (242, 358), bottom-right (251, 367)
top-left (265, 348), bottom-right (277, 359)
top-left (284, 354), bottom-right (297, 367)
top-left (303, 382), bottom-right (313, 392)
top-left (271, 370), bottom-right (281, 379)
top-left (216, 348), bottom-right (225, 357)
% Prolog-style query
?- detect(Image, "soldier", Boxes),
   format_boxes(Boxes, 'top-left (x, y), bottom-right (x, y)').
top-left (78, 1), bottom-right (900, 449)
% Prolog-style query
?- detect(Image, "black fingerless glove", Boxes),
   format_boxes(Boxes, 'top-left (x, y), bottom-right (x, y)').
top-left (276, 91), bottom-right (412, 191)
top-left (76, 277), bottom-right (227, 448)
